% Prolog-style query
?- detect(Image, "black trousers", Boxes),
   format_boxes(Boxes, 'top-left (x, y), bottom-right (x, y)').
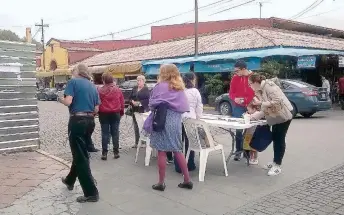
top-left (132, 113), bottom-right (140, 146)
top-left (272, 120), bottom-right (292, 165)
top-left (86, 121), bottom-right (96, 151)
top-left (99, 112), bottom-right (121, 153)
top-left (65, 116), bottom-right (98, 197)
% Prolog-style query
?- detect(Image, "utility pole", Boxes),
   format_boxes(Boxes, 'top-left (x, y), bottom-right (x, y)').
top-left (259, 2), bottom-right (263, 19)
top-left (194, 0), bottom-right (199, 56)
top-left (35, 19), bottom-right (49, 70)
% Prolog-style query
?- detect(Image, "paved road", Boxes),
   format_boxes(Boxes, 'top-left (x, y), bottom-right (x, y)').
top-left (2, 102), bottom-right (343, 215)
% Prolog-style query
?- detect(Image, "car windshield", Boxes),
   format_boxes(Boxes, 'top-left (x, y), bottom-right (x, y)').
top-left (283, 80), bottom-right (314, 88)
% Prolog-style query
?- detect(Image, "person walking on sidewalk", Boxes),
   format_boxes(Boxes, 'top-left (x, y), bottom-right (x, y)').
top-left (229, 60), bottom-right (255, 161)
top-left (98, 72), bottom-right (125, 160)
top-left (143, 64), bottom-right (193, 191)
top-left (58, 64), bottom-right (99, 203)
top-left (248, 74), bottom-right (293, 176)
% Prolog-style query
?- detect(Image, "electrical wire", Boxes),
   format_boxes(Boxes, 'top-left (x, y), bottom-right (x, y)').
top-left (297, 6), bottom-right (343, 20)
top-left (112, 0), bottom-right (256, 41)
top-left (290, 0), bottom-right (324, 20)
top-left (84, 0), bottom-right (237, 40)
top-left (209, 0), bottom-right (257, 16)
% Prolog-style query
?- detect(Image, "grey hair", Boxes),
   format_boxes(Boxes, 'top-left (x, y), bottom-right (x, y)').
top-left (73, 64), bottom-right (91, 80)
top-left (136, 75), bottom-right (146, 82)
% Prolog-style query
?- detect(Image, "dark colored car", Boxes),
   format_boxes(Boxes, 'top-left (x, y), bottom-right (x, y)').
top-left (36, 88), bottom-right (59, 101)
top-left (215, 79), bottom-right (332, 118)
top-left (118, 79), bottom-right (156, 105)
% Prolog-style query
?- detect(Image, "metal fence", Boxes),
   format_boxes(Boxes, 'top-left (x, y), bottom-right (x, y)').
top-left (0, 40), bottom-right (39, 151)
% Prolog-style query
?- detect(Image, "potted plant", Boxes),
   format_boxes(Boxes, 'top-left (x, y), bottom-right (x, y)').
top-left (204, 74), bottom-right (224, 106)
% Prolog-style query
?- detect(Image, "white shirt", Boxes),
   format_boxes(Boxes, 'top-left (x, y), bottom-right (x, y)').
top-left (322, 79), bottom-right (330, 93)
top-left (183, 88), bottom-right (203, 119)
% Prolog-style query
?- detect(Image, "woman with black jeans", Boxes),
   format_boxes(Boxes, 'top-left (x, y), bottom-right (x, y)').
top-left (98, 72), bottom-right (125, 160)
top-left (130, 75), bottom-right (150, 148)
top-left (248, 74), bottom-right (293, 176)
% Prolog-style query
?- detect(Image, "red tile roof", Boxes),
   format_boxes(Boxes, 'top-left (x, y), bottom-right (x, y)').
top-left (151, 17), bottom-right (344, 41)
top-left (47, 38), bottom-right (150, 52)
top-left (151, 18), bottom-right (272, 41)
top-left (80, 26), bottom-right (344, 67)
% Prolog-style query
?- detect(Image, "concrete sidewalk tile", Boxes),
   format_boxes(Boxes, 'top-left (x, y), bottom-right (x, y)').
top-left (2, 179), bottom-right (22, 186)
top-left (0, 194), bottom-right (18, 205)
top-left (98, 180), bottom-right (151, 206)
top-left (161, 187), bottom-right (246, 215)
top-left (116, 193), bottom-right (204, 215)
top-left (77, 201), bottom-right (127, 215)
top-left (16, 179), bottom-right (44, 187)
top-left (3, 186), bottom-right (33, 196)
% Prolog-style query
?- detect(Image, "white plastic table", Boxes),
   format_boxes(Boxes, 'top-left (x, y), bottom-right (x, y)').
top-left (141, 112), bottom-right (267, 166)
top-left (200, 114), bottom-right (267, 166)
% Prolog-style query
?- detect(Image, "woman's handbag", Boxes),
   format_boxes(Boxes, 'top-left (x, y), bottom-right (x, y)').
top-left (250, 125), bottom-right (272, 152)
top-left (152, 103), bottom-right (168, 132)
top-left (125, 106), bottom-right (133, 116)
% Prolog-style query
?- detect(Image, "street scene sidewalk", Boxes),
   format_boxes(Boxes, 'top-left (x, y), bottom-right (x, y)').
top-left (1, 101), bottom-right (344, 215)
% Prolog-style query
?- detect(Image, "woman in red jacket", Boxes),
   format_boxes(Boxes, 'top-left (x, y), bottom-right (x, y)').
top-left (98, 72), bottom-right (125, 160)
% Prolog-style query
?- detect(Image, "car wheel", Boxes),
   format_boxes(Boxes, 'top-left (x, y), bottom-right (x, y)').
top-left (291, 102), bottom-right (297, 118)
top-left (301, 112), bottom-right (315, 118)
top-left (219, 101), bottom-right (231, 116)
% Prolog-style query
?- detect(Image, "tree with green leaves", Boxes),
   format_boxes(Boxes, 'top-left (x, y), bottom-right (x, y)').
top-left (0, 29), bottom-right (42, 49)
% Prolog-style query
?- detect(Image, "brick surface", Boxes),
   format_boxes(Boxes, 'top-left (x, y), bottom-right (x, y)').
top-left (229, 164), bottom-right (344, 215)
top-left (0, 152), bottom-right (67, 210)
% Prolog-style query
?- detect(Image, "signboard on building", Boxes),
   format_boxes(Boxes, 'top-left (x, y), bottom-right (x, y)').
top-left (339, 56), bottom-right (344, 68)
top-left (297, 56), bottom-right (316, 69)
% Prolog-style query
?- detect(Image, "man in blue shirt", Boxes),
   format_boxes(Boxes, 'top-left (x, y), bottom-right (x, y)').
top-left (58, 64), bottom-right (100, 203)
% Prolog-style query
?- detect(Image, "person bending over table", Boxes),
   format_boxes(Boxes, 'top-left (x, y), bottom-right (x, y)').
top-left (248, 74), bottom-right (293, 176)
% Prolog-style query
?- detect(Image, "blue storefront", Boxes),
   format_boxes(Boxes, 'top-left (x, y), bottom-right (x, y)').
top-left (142, 47), bottom-right (344, 75)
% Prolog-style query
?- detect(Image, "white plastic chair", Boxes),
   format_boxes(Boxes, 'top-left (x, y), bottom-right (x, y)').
top-left (183, 118), bottom-right (228, 182)
top-left (134, 112), bottom-right (156, 166)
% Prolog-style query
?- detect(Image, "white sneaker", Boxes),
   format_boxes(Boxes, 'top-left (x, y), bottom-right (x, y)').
top-left (268, 165), bottom-right (282, 176)
top-left (263, 162), bottom-right (274, 170)
top-left (249, 159), bottom-right (259, 165)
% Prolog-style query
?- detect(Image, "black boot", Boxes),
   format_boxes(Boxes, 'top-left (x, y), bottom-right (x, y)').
top-left (101, 151), bottom-right (107, 161)
top-left (113, 149), bottom-right (120, 159)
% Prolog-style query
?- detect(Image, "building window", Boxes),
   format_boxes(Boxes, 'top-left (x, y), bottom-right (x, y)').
top-left (50, 60), bottom-right (57, 71)
top-left (51, 45), bottom-right (54, 53)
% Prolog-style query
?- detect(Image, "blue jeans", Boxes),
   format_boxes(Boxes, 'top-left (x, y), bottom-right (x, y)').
top-left (231, 105), bottom-right (247, 152)
top-left (175, 125), bottom-right (196, 172)
top-left (99, 113), bottom-right (121, 153)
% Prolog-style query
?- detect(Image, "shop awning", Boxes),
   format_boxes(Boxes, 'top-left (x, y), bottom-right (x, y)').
top-left (88, 61), bottom-right (142, 76)
top-left (35, 71), bottom-right (54, 77)
top-left (142, 47), bottom-right (344, 65)
top-left (53, 69), bottom-right (71, 76)
top-left (143, 58), bottom-right (261, 75)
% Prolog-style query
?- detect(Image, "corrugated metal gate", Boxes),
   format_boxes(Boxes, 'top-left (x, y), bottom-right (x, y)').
top-left (0, 40), bottom-right (39, 151)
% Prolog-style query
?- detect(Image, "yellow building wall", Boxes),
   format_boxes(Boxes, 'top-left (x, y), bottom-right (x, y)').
top-left (41, 39), bottom-right (69, 70)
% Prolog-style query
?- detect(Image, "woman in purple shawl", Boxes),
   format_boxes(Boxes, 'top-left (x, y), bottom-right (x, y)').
top-left (143, 64), bottom-right (193, 191)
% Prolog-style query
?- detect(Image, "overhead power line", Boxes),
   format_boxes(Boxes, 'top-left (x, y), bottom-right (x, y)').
top-left (84, 0), bottom-right (236, 40)
top-left (299, 6), bottom-right (343, 19)
top-left (290, 0), bottom-right (324, 20)
top-left (114, 0), bottom-right (255, 41)
top-left (210, 0), bottom-right (256, 15)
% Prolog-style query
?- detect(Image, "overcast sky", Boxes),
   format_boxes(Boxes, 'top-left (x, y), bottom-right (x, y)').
top-left (1, 0), bottom-right (343, 42)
